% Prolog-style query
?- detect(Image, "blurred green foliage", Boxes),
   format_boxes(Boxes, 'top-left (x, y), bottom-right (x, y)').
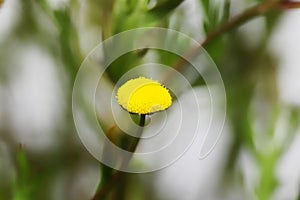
top-left (0, 0), bottom-right (300, 200)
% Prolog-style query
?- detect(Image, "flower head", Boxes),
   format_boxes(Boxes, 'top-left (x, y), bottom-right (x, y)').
top-left (116, 77), bottom-right (172, 114)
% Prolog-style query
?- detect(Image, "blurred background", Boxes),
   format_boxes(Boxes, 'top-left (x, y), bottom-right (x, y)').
top-left (1, 0), bottom-right (300, 199)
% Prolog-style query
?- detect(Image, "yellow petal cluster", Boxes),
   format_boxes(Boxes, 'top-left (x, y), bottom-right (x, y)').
top-left (116, 77), bottom-right (172, 114)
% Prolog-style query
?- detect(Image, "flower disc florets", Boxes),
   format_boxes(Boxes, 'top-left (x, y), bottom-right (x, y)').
top-left (116, 77), bottom-right (172, 114)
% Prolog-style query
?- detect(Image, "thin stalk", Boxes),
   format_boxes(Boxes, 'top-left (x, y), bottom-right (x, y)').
top-left (128, 114), bottom-right (145, 153)
top-left (92, 114), bottom-right (146, 200)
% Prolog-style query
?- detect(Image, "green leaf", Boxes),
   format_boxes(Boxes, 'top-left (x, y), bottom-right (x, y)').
top-left (148, 0), bottom-right (185, 17)
top-left (200, 0), bottom-right (230, 34)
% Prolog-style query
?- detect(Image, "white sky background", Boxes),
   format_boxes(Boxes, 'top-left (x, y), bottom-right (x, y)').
top-left (0, 0), bottom-right (300, 199)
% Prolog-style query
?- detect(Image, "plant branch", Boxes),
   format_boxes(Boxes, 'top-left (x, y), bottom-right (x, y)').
top-left (278, 1), bottom-right (300, 9)
top-left (171, 0), bottom-right (287, 71)
top-left (201, 0), bottom-right (281, 46)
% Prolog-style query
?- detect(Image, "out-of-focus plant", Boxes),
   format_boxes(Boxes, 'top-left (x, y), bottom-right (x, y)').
top-left (1, 0), bottom-right (300, 200)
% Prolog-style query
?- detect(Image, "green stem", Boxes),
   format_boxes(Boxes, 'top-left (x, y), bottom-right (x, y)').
top-left (139, 114), bottom-right (146, 126)
top-left (128, 114), bottom-right (146, 153)
top-left (92, 114), bottom-right (146, 200)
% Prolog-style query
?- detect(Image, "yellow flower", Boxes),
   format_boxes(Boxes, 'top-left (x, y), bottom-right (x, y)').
top-left (116, 77), bottom-right (172, 114)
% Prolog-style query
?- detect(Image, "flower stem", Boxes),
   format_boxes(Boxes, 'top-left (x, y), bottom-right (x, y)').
top-left (92, 114), bottom-right (146, 200)
top-left (139, 114), bottom-right (146, 126)
top-left (128, 114), bottom-right (146, 152)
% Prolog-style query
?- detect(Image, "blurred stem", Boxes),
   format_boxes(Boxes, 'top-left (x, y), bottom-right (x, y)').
top-left (201, 0), bottom-right (280, 46)
top-left (278, 1), bottom-right (300, 9)
top-left (172, 0), bottom-right (292, 71)
top-left (92, 114), bottom-right (146, 200)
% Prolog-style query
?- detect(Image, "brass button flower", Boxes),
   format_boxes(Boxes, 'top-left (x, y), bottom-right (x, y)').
top-left (116, 77), bottom-right (172, 114)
